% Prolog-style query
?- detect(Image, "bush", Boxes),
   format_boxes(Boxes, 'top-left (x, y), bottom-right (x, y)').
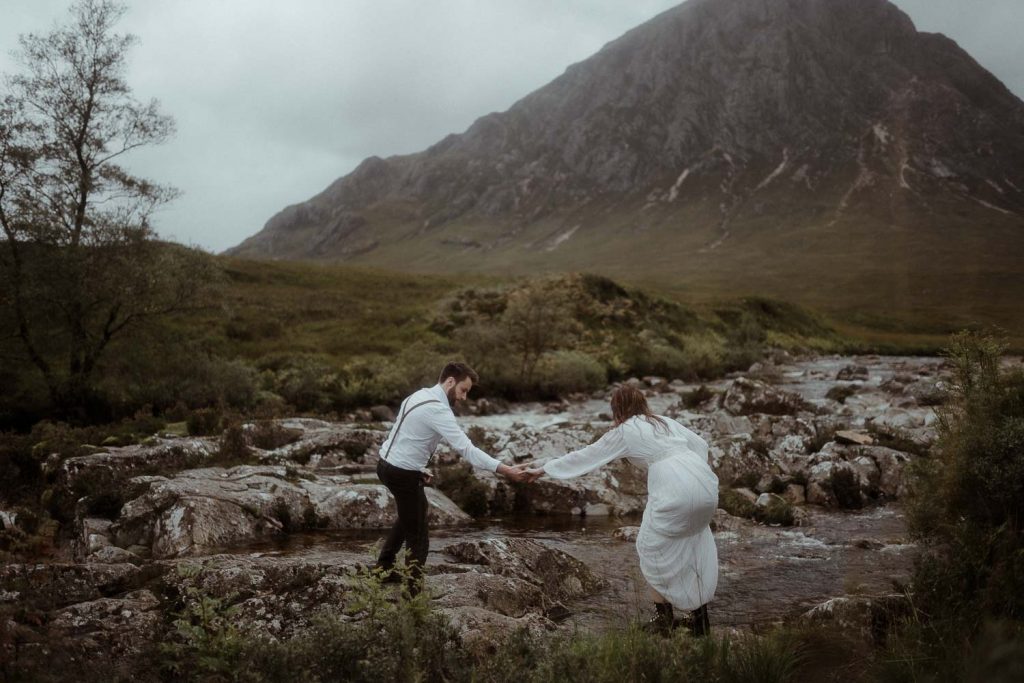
top-left (536, 350), bottom-right (607, 398)
top-left (679, 385), bottom-right (715, 409)
top-left (908, 332), bottom-right (1024, 623)
top-left (259, 353), bottom-right (344, 413)
top-left (754, 496), bottom-right (796, 526)
top-left (433, 461), bottom-right (492, 518)
top-left (187, 407), bottom-right (223, 436)
top-left (875, 332), bottom-right (1024, 680)
top-left (215, 421), bottom-right (252, 466)
top-left (827, 468), bottom-right (864, 510)
top-left (719, 488), bottom-right (756, 519)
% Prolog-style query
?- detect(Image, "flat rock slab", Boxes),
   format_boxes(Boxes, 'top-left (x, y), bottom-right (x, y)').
top-left (111, 465), bottom-right (470, 559)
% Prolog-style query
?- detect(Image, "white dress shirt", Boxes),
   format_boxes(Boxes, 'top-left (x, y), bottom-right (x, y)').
top-left (380, 384), bottom-right (501, 473)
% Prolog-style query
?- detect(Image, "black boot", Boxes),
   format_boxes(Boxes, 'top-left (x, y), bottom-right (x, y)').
top-left (689, 604), bottom-right (710, 637)
top-left (643, 602), bottom-right (675, 635)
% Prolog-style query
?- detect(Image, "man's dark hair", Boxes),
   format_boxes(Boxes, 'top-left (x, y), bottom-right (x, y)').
top-left (439, 362), bottom-right (479, 385)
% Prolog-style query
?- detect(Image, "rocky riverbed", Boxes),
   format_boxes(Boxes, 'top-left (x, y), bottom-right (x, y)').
top-left (1, 353), bottom-right (955, 668)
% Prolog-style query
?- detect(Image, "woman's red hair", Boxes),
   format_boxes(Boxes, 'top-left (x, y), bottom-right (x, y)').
top-left (610, 386), bottom-right (668, 431)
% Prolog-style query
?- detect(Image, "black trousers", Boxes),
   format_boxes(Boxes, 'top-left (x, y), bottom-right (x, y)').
top-left (375, 459), bottom-right (429, 584)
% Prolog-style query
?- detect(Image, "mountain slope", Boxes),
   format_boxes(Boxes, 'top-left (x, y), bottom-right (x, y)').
top-left (229, 0), bottom-right (1024, 331)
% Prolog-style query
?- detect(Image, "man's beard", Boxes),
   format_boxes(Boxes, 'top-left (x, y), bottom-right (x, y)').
top-left (446, 386), bottom-right (459, 405)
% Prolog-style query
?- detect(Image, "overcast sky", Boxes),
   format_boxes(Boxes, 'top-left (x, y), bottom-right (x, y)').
top-left (1, 0), bottom-right (1021, 253)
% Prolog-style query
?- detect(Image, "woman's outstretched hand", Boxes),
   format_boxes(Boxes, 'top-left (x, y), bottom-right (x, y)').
top-left (524, 467), bottom-right (545, 483)
top-left (496, 463), bottom-right (545, 483)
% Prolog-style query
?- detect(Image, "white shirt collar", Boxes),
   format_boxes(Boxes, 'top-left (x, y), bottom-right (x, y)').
top-left (429, 383), bottom-right (450, 406)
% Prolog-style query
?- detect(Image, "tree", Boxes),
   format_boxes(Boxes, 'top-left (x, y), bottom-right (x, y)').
top-left (0, 0), bottom-right (217, 419)
top-left (503, 282), bottom-right (576, 386)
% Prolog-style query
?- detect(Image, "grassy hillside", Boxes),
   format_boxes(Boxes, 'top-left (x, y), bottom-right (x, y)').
top-left (258, 172), bottom-right (1024, 344)
top-left (2, 252), bottom-right (1012, 431)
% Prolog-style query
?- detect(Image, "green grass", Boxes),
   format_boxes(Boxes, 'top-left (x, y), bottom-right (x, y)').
top-left (200, 256), bottom-right (979, 364)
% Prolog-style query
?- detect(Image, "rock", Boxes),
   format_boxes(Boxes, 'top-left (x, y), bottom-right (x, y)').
top-left (442, 538), bottom-right (605, 602)
top-left (712, 413), bottom-right (755, 437)
top-left (111, 465), bottom-right (470, 558)
top-left (613, 526), bottom-right (640, 542)
top-left (733, 487), bottom-right (758, 503)
top-left (432, 572), bottom-right (545, 618)
top-left (903, 379), bottom-right (946, 406)
top-left (860, 446), bottom-right (913, 498)
top-left (852, 538), bottom-right (885, 550)
top-left (77, 517), bottom-right (114, 556)
top-left (710, 508), bottom-right (747, 533)
top-left (782, 484), bottom-right (806, 505)
top-left (58, 439), bottom-right (218, 505)
top-left (369, 405), bottom-right (396, 422)
top-left (0, 509), bottom-right (18, 530)
top-left (87, 546), bottom-right (140, 564)
top-left (48, 589), bottom-right (162, 657)
top-left (439, 606), bottom-right (554, 653)
top-left (583, 503), bottom-right (611, 517)
top-left (803, 594), bottom-right (910, 644)
top-left (0, 563), bottom-right (143, 610)
top-left (835, 430), bottom-right (874, 446)
top-left (836, 365), bottom-right (869, 381)
top-left (721, 378), bottom-right (809, 416)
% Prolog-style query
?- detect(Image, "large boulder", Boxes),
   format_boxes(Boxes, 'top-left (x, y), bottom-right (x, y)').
top-left (0, 562), bottom-right (144, 610)
top-left (803, 594), bottom-right (910, 644)
top-left (720, 378), bottom-right (811, 416)
top-left (110, 465), bottom-right (470, 558)
top-left (442, 538), bottom-right (605, 603)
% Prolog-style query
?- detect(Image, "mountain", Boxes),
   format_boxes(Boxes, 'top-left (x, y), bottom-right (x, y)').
top-left (228, 0), bottom-right (1024, 330)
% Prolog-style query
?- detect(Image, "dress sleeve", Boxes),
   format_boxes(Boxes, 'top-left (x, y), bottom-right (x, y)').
top-left (432, 406), bottom-right (501, 472)
top-left (543, 427), bottom-right (629, 479)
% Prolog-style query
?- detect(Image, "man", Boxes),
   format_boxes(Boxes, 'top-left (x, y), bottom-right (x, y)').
top-left (373, 361), bottom-right (531, 594)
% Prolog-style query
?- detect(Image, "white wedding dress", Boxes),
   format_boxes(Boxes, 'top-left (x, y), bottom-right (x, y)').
top-left (542, 415), bottom-right (719, 610)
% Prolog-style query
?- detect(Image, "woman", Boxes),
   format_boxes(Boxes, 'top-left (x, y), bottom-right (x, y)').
top-left (527, 386), bottom-right (719, 635)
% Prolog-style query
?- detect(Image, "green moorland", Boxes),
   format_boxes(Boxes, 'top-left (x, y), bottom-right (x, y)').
top-left (267, 173), bottom-right (1024, 349)
top-left (5, 252), bottom-right (1014, 431)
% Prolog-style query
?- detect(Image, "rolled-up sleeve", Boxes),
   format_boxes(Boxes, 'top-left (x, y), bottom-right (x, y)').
top-left (543, 428), bottom-right (628, 479)
top-left (433, 408), bottom-right (501, 472)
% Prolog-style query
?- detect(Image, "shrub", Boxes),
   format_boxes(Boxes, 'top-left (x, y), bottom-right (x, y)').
top-left (214, 421), bottom-right (252, 466)
top-left (679, 385), bottom-right (715, 409)
top-left (908, 331), bottom-right (1024, 623)
top-left (754, 496), bottom-right (796, 526)
top-left (187, 407), bottom-right (223, 436)
top-left (249, 421), bottom-right (303, 451)
top-left (827, 468), bottom-right (864, 510)
top-left (433, 461), bottom-right (492, 518)
top-left (259, 353), bottom-right (344, 413)
top-left (719, 488), bottom-right (756, 519)
top-left (536, 350), bottom-right (607, 398)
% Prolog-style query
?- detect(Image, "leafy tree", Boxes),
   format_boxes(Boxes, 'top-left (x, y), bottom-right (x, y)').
top-left (0, 0), bottom-right (217, 419)
top-left (503, 282), bottom-right (576, 385)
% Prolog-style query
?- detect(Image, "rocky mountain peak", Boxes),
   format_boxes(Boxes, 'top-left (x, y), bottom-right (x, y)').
top-left (229, 0), bottom-right (1024, 316)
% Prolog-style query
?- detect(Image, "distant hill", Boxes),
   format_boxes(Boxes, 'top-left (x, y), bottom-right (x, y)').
top-left (228, 0), bottom-right (1024, 333)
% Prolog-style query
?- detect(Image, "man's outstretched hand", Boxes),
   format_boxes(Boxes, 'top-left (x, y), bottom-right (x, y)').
top-left (497, 462), bottom-right (544, 483)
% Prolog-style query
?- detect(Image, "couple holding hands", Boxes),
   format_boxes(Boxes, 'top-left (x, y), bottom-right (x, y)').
top-left (373, 362), bottom-right (719, 635)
